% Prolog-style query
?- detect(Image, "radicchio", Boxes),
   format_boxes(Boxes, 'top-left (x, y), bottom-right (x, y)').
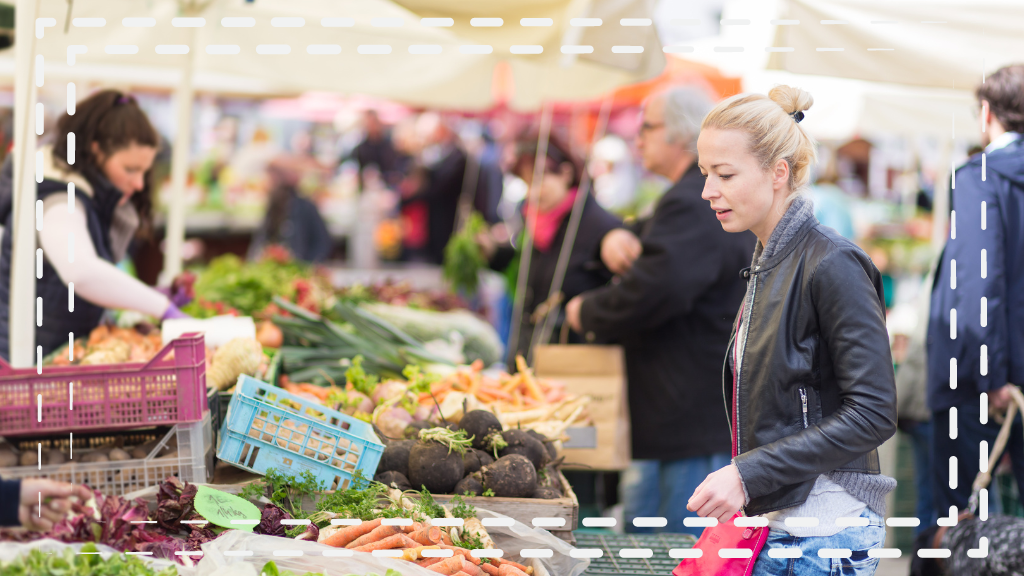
top-left (253, 503), bottom-right (292, 537)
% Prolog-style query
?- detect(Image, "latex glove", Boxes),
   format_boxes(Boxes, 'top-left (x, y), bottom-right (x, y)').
top-left (161, 303), bottom-right (191, 321)
top-left (601, 228), bottom-right (642, 276)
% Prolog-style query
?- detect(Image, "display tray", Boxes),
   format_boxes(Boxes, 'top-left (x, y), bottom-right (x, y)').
top-left (431, 469), bottom-right (579, 545)
top-left (577, 532), bottom-right (697, 575)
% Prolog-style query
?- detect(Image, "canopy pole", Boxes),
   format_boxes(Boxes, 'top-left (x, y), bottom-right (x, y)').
top-left (528, 94), bottom-right (614, 362)
top-left (9, 0), bottom-right (41, 367)
top-left (506, 103), bottom-right (554, 367)
top-left (159, 25), bottom-right (198, 286)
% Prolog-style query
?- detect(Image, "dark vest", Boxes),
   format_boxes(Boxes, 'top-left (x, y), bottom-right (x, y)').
top-left (0, 159), bottom-right (121, 360)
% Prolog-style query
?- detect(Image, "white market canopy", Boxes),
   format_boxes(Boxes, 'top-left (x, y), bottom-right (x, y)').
top-left (10, 0), bottom-right (665, 110)
top-left (766, 0), bottom-right (1024, 90)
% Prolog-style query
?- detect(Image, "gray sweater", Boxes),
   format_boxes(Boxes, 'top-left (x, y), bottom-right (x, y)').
top-left (734, 195), bottom-right (896, 536)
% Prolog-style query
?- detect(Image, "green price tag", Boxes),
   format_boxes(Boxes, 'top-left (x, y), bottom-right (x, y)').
top-left (194, 485), bottom-right (262, 531)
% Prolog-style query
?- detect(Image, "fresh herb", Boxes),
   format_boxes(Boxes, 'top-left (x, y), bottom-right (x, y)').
top-left (0, 543), bottom-right (177, 576)
top-left (346, 355), bottom-right (379, 396)
top-left (482, 488), bottom-right (496, 497)
top-left (238, 469), bottom-right (322, 519)
top-left (451, 530), bottom-right (486, 551)
top-left (443, 212), bottom-right (488, 295)
top-left (449, 495), bottom-right (477, 520)
top-left (403, 364), bottom-right (440, 395)
top-left (414, 487), bottom-right (447, 519)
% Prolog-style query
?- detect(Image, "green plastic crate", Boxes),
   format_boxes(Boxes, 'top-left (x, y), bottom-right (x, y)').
top-left (579, 533), bottom-right (697, 575)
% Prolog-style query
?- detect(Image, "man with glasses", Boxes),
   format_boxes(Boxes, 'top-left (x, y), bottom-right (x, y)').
top-left (565, 87), bottom-right (755, 535)
top-left (927, 64), bottom-right (1024, 520)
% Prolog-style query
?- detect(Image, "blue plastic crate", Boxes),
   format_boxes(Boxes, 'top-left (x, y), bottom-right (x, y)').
top-left (217, 375), bottom-right (384, 491)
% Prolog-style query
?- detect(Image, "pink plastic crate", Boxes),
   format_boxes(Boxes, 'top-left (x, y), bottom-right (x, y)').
top-left (0, 333), bottom-right (206, 437)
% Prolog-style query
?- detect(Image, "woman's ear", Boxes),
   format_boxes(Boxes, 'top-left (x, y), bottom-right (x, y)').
top-left (772, 158), bottom-right (790, 192)
top-left (90, 141), bottom-right (105, 164)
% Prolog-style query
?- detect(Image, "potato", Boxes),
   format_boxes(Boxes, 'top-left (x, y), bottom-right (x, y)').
top-left (19, 450), bottom-right (38, 467)
top-left (45, 450), bottom-right (66, 466)
top-left (0, 445), bottom-right (18, 468)
top-left (81, 451), bottom-right (109, 463)
top-left (130, 447), bottom-right (149, 460)
top-left (109, 448), bottom-right (131, 461)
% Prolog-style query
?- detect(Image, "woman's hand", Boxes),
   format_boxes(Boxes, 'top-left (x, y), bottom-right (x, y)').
top-left (19, 479), bottom-right (93, 532)
top-left (687, 464), bottom-right (746, 524)
top-left (565, 296), bottom-right (583, 333)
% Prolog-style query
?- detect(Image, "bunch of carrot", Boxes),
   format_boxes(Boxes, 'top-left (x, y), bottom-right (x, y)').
top-left (419, 357), bottom-right (568, 410)
top-left (317, 518), bottom-right (534, 576)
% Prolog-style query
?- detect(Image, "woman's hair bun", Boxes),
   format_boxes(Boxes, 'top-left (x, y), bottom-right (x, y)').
top-left (768, 85), bottom-right (814, 115)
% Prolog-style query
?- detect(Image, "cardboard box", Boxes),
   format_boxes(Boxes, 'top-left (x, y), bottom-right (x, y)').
top-left (533, 345), bottom-right (630, 471)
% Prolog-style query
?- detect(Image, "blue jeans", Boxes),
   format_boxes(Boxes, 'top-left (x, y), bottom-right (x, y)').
top-left (751, 508), bottom-right (885, 576)
top-left (620, 453), bottom-right (731, 537)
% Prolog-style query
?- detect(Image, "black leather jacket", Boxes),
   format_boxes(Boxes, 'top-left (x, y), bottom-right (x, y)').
top-left (726, 217), bottom-right (898, 517)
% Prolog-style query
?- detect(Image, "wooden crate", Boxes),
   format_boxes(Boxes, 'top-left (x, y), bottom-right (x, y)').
top-left (431, 470), bottom-right (578, 545)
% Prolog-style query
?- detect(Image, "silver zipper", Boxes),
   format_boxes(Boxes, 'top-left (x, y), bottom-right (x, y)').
top-left (800, 387), bottom-right (809, 428)
top-left (736, 276), bottom-right (757, 454)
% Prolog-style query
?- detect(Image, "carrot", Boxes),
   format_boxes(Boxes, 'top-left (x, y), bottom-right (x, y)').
top-left (350, 533), bottom-right (413, 552)
top-left (498, 565), bottom-right (529, 576)
top-left (402, 545), bottom-right (441, 561)
top-left (479, 386), bottom-right (513, 401)
top-left (452, 572), bottom-right (472, 576)
top-left (439, 545), bottom-right (480, 565)
top-left (441, 531), bottom-right (454, 546)
top-left (480, 563), bottom-right (500, 576)
top-left (410, 526), bottom-right (443, 546)
top-left (495, 559), bottom-right (533, 575)
top-left (426, 555), bottom-right (466, 574)
top-left (417, 557), bottom-right (443, 568)
top-left (501, 374), bottom-right (523, 394)
top-left (470, 359), bottom-right (484, 371)
top-left (345, 524), bottom-right (402, 549)
top-left (323, 518), bottom-right (382, 548)
top-left (461, 558), bottom-right (483, 575)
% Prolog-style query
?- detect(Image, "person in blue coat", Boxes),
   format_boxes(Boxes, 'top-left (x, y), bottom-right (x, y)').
top-left (927, 64), bottom-right (1024, 517)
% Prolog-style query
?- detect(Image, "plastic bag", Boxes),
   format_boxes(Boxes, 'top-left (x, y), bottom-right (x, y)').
top-left (0, 538), bottom-right (192, 576)
top-left (193, 508), bottom-right (588, 576)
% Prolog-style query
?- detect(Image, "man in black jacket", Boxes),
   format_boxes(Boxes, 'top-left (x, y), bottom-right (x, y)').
top-left (566, 87), bottom-right (755, 535)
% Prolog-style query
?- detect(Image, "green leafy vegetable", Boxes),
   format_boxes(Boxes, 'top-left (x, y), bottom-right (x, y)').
top-left (443, 212), bottom-right (488, 295)
top-left (0, 543), bottom-right (177, 576)
top-left (346, 355), bottom-right (379, 396)
top-left (414, 487), bottom-right (446, 520)
top-left (482, 488), bottom-right (496, 497)
top-left (449, 495), bottom-right (477, 520)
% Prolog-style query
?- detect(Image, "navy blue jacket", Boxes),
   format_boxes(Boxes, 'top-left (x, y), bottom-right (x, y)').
top-left (927, 136), bottom-right (1024, 411)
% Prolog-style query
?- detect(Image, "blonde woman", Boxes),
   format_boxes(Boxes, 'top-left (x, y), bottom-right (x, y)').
top-left (686, 86), bottom-right (897, 575)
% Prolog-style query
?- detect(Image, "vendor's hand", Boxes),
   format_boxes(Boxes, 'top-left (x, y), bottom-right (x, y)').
top-left (687, 464), bottom-right (746, 524)
top-left (19, 479), bottom-right (93, 532)
top-left (990, 384), bottom-right (1018, 412)
top-left (565, 296), bottom-right (584, 333)
top-left (601, 229), bottom-right (642, 276)
top-left (161, 303), bottom-right (191, 321)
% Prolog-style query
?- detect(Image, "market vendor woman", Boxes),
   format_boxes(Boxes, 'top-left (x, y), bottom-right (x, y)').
top-left (0, 90), bottom-right (186, 360)
top-left (479, 135), bottom-right (621, 361)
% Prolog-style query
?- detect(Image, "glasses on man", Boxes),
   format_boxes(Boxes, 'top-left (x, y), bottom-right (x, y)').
top-left (639, 122), bottom-right (665, 135)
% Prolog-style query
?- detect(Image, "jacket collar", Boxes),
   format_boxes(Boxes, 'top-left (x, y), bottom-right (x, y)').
top-left (751, 195), bottom-right (818, 273)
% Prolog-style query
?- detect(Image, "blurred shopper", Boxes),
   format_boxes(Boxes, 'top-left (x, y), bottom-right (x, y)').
top-left (927, 64), bottom-right (1024, 517)
top-left (479, 135), bottom-right (620, 360)
top-left (0, 475), bottom-right (93, 531)
top-left (348, 110), bottom-right (400, 189)
top-left (0, 90), bottom-right (186, 360)
top-left (402, 114), bottom-right (498, 264)
top-left (248, 156), bottom-right (332, 263)
top-left (688, 86), bottom-right (897, 575)
top-left (564, 87), bottom-right (755, 536)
